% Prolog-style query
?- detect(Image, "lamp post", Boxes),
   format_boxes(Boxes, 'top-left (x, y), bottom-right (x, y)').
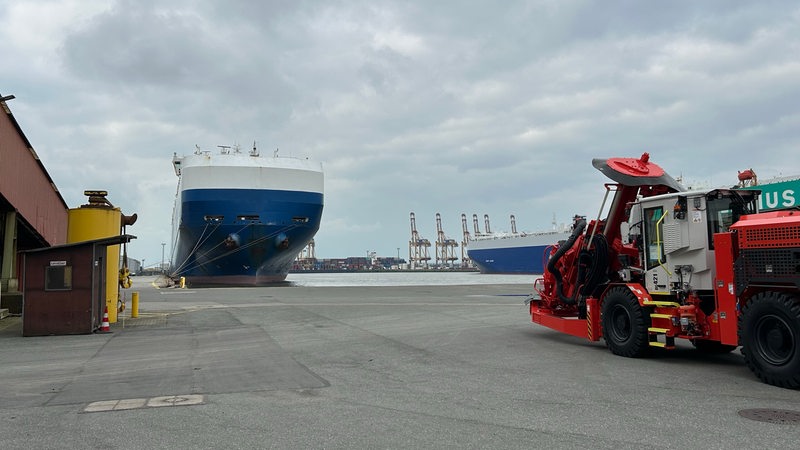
top-left (142, 258), bottom-right (145, 275)
top-left (161, 243), bottom-right (166, 272)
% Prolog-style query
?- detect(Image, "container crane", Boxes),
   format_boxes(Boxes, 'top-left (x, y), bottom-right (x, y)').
top-left (435, 213), bottom-right (459, 267)
top-left (472, 214), bottom-right (482, 237)
top-left (461, 213), bottom-right (473, 268)
top-left (298, 239), bottom-right (315, 260)
top-left (294, 239), bottom-right (316, 270)
top-left (408, 212), bottom-right (431, 269)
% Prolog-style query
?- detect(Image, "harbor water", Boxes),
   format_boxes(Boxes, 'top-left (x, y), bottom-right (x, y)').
top-left (286, 271), bottom-right (537, 287)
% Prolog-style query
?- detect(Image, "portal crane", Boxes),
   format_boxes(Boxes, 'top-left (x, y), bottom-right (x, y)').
top-left (408, 212), bottom-right (431, 269)
top-left (472, 214), bottom-right (482, 237)
top-left (297, 239), bottom-right (315, 260)
top-left (298, 239), bottom-right (317, 259)
top-left (435, 213), bottom-right (459, 267)
top-left (461, 213), bottom-right (473, 268)
top-left (294, 239), bottom-right (316, 270)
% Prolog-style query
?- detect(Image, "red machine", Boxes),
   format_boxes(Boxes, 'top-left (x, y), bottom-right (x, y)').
top-left (529, 153), bottom-right (800, 388)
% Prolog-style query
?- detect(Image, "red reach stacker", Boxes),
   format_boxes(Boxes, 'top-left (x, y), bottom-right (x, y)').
top-left (529, 153), bottom-right (800, 388)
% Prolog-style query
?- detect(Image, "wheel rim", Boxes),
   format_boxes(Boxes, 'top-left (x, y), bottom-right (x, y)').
top-left (609, 304), bottom-right (632, 343)
top-left (754, 314), bottom-right (795, 366)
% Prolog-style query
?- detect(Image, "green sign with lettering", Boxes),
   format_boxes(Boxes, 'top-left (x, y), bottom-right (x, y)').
top-left (742, 178), bottom-right (800, 211)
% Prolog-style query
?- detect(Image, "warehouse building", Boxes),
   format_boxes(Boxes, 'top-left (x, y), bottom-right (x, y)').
top-left (0, 93), bottom-right (70, 316)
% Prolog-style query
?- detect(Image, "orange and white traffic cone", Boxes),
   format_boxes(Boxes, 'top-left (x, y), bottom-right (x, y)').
top-left (99, 306), bottom-right (111, 333)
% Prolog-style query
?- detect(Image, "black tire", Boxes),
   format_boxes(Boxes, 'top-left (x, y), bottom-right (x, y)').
top-left (740, 291), bottom-right (800, 389)
top-left (691, 339), bottom-right (738, 354)
top-left (602, 286), bottom-right (650, 358)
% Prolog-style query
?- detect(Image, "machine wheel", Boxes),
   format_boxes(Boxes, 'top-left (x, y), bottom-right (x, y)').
top-left (691, 339), bottom-right (737, 354)
top-left (602, 286), bottom-right (650, 358)
top-left (740, 291), bottom-right (800, 389)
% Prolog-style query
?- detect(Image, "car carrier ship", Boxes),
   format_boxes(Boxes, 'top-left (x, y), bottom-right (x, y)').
top-left (169, 144), bottom-right (324, 285)
top-left (466, 217), bottom-right (578, 275)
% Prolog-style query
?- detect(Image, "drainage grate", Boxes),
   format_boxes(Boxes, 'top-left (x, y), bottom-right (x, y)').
top-left (738, 408), bottom-right (800, 425)
top-left (119, 313), bottom-right (169, 328)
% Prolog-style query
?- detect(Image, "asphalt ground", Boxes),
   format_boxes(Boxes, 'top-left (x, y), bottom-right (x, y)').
top-left (1, 276), bottom-right (800, 449)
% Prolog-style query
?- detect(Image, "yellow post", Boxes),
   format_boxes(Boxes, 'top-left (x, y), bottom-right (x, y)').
top-left (131, 291), bottom-right (139, 318)
top-left (180, 277), bottom-right (186, 289)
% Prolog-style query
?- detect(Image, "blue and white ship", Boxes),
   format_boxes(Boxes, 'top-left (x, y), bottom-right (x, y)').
top-left (170, 144), bottom-right (324, 285)
top-left (466, 222), bottom-right (574, 275)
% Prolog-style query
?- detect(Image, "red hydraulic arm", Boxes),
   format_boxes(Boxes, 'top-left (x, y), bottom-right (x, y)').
top-left (531, 153), bottom-right (685, 339)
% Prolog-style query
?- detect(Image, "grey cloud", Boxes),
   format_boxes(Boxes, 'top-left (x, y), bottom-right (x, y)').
top-left (4, 0), bottom-right (800, 261)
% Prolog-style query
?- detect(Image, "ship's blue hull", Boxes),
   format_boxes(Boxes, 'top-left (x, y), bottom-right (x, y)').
top-left (172, 188), bottom-right (323, 285)
top-left (467, 244), bottom-right (554, 274)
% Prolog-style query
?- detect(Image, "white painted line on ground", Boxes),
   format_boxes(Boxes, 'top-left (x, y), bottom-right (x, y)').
top-left (83, 400), bottom-right (122, 413)
top-left (83, 394), bottom-right (204, 413)
top-left (115, 398), bottom-right (148, 410)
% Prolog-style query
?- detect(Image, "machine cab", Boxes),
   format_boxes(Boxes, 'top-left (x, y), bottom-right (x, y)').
top-left (624, 188), bottom-right (759, 297)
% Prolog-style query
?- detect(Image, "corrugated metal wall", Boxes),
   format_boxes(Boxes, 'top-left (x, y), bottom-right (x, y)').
top-left (0, 101), bottom-right (68, 246)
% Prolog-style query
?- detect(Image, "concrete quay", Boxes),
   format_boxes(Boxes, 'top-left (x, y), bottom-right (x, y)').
top-left (1, 277), bottom-right (799, 449)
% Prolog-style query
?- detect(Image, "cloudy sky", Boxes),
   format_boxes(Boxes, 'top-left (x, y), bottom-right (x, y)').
top-left (3, 0), bottom-right (800, 265)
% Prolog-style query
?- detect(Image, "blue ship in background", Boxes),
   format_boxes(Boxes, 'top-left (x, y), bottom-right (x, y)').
top-left (466, 216), bottom-right (576, 274)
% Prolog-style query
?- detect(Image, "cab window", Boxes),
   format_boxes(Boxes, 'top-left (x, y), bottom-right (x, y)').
top-left (644, 206), bottom-right (665, 270)
top-left (706, 192), bottom-right (757, 249)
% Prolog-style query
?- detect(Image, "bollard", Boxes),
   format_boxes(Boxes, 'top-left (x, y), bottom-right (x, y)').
top-left (131, 291), bottom-right (139, 318)
top-left (180, 277), bottom-right (186, 289)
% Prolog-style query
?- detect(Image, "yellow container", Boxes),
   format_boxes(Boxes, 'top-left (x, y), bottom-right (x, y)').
top-left (67, 203), bottom-right (122, 323)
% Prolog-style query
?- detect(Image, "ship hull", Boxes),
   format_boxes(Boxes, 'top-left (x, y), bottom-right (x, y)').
top-left (173, 189), bottom-right (322, 285)
top-left (466, 231), bottom-right (571, 275)
top-left (170, 149), bottom-right (324, 285)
